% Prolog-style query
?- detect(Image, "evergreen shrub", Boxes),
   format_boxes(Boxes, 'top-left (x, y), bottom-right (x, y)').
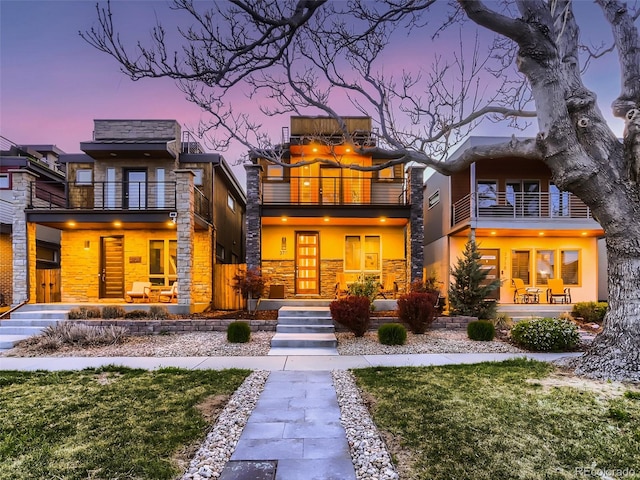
top-left (467, 320), bottom-right (496, 341)
top-left (378, 323), bottom-right (407, 345)
top-left (511, 317), bottom-right (580, 352)
top-left (227, 321), bottom-right (251, 343)
top-left (329, 295), bottom-right (371, 337)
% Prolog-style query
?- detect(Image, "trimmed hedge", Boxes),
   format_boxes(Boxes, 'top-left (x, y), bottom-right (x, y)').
top-left (378, 323), bottom-right (407, 345)
top-left (511, 317), bottom-right (580, 352)
top-left (227, 321), bottom-right (251, 343)
top-left (467, 320), bottom-right (495, 341)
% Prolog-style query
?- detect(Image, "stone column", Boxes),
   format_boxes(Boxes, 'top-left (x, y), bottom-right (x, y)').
top-left (174, 169), bottom-right (195, 308)
top-left (244, 163), bottom-right (262, 271)
top-left (10, 169), bottom-right (38, 305)
top-left (408, 166), bottom-right (426, 283)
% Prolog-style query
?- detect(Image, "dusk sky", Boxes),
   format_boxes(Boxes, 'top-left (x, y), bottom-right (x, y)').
top-left (0, 0), bottom-right (629, 189)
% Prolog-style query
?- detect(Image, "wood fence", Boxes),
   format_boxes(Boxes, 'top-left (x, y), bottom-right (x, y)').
top-left (213, 263), bottom-right (246, 310)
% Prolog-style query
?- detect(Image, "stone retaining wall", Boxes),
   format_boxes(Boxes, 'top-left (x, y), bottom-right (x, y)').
top-left (70, 315), bottom-right (475, 335)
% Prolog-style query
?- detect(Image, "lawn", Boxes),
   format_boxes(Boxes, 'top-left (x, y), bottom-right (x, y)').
top-left (0, 367), bottom-right (250, 480)
top-left (353, 359), bottom-right (640, 480)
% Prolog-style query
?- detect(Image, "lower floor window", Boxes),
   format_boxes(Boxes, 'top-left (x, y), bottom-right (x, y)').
top-left (149, 239), bottom-right (177, 286)
top-left (512, 248), bottom-right (580, 286)
top-left (345, 235), bottom-right (381, 276)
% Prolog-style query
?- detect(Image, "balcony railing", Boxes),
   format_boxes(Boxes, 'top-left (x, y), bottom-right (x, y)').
top-left (261, 176), bottom-right (407, 206)
top-left (27, 181), bottom-right (211, 221)
top-left (452, 191), bottom-right (593, 226)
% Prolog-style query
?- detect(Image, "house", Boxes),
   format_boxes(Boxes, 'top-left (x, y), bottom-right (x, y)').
top-left (245, 116), bottom-right (425, 298)
top-left (10, 120), bottom-right (246, 312)
top-left (1, 140), bottom-right (66, 306)
top-left (423, 136), bottom-right (606, 305)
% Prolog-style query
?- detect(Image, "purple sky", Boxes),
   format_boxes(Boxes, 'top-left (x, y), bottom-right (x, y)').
top-left (0, 1), bottom-right (628, 189)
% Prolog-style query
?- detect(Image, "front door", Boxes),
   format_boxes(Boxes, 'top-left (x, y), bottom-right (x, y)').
top-left (100, 236), bottom-right (124, 299)
top-left (295, 232), bottom-right (319, 295)
top-left (478, 248), bottom-right (500, 300)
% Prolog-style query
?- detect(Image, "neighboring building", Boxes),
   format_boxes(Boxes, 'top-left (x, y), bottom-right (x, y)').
top-left (1, 139), bottom-right (66, 305)
top-left (423, 136), bottom-right (605, 304)
top-left (10, 120), bottom-right (245, 312)
top-left (246, 116), bottom-right (424, 298)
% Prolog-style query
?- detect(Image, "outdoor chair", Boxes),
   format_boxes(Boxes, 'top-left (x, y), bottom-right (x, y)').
top-left (377, 273), bottom-right (398, 299)
top-left (159, 282), bottom-right (178, 303)
top-left (334, 273), bottom-right (348, 299)
top-left (125, 281), bottom-right (152, 303)
top-left (546, 278), bottom-right (571, 304)
top-left (512, 278), bottom-right (540, 303)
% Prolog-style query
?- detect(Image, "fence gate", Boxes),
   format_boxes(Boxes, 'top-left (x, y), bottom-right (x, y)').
top-left (36, 268), bottom-right (61, 303)
top-left (213, 264), bottom-right (246, 310)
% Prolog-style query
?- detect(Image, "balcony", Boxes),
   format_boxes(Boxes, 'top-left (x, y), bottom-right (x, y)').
top-left (27, 181), bottom-right (211, 222)
top-left (261, 176), bottom-right (407, 206)
top-left (452, 191), bottom-right (594, 227)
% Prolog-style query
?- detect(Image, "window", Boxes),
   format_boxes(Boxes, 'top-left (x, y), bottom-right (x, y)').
top-left (561, 250), bottom-right (579, 285)
top-left (344, 235), bottom-right (380, 274)
top-left (149, 239), bottom-right (177, 286)
top-left (75, 169), bottom-right (92, 185)
top-left (536, 250), bottom-right (555, 285)
top-left (477, 181), bottom-right (497, 208)
top-left (511, 250), bottom-right (531, 284)
top-left (428, 190), bottom-right (440, 209)
top-left (377, 166), bottom-right (394, 180)
top-left (0, 174), bottom-right (9, 189)
top-left (550, 182), bottom-right (570, 217)
top-left (227, 193), bottom-right (236, 211)
top-left (216, 242), bottom-right (225, 262)
top-left (192, 169), bottom-right (203, 186)
top-left (267, 165), bottom-right (284, 180)
top-left (106, 168), bottom-right (117, 209)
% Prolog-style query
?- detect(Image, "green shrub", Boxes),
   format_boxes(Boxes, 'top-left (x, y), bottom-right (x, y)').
top-left (378, 323), bottom-right (407, 345)
top-left (329, 295), bottom-right (371, 337)
top-left (348, 275), bottom-right (379, 309)
top-left (67, 306), bottom-right (102, 320)
top-left (101, 305), bottom-right (126, 319)
top-left (148, 305), bottom-right (171, 320)
top-left (467, 320), bottom-right (496, 341)
top-left (493, 313), bottom-right (513, 331)
top-left (124, 309), bottom-right (149, 319)
top-left (511, 317), bottom-right (580, 352)
top-left (572, 302), bottom-right (608, 323)
top-left (227, 321), bottom-right (251, 343)
top-left (397, 292), bottom-right (438, 334)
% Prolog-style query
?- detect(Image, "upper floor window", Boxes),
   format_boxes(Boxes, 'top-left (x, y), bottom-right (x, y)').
top-left (377, 166), bottom-right (394, 181)
top-left (550, 182), bottom-right (570, 217)
top-left (0, 174), bottom-right (9, 189)
top-left (428, 190), bottom-right (440, 209)
top-left (477, 181), bottom-right (497, 208)
top-left (227, 193), bottom-right (236, 212)
top-left (76, 169), bottom-right (92, 185)
top-left (267, 165), bottom-right (284, 180)
top-left (192, 168), bottom-right (203, 186)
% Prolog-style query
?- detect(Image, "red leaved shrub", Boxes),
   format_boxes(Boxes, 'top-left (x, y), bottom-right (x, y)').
top-left (329, 295), bottom-right (371, 337)
top-left (397, 291), bottom-right (439, 334)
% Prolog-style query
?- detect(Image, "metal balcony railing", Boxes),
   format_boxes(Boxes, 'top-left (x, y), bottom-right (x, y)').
top-left (451, 191), bottom-right (593, 226)
top-left (261, 176), bottom-right (407, 206)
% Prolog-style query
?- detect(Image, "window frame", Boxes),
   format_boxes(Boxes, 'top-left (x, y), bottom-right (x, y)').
top-left (428, 190), bottom-right (440, 209)
top-left (75, 169), bottom-right (93, 186)
top-left (0, 173), bottom-right (10, 189)
top-left (227, 193), bottom-right (236, 212)
top-left (148, 239), bottom-right (178, 287)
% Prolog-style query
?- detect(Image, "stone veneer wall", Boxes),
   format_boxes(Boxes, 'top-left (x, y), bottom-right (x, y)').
top-left (244, 164), bottom-right (262, 271)
top-left (0, 233), bottom-right (12, 305)
top-left (261, 260), bottom-right (295, 297)
top-left (192, 228), bottom-right (213, 304)
top-left (408, 166), bottom-right (425, 283)
top-left (93, 120), bottom-right (181, 158)
top-left (11, 170), bottom-right (37, 305)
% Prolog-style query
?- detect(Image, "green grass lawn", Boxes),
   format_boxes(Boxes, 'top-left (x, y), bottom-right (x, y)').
top-left (353, 359), bottom-right (640, 480)
top-left (0, 367), bottom-right (250, 480)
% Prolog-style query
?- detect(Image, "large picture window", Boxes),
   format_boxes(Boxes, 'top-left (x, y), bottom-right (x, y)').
top-left (511, 250), bottom-right (531, 284)
top-left (345, 235), bottom-right (380, 275)
top-left (535, 250), bottom-right (555, 285)
top-left (561, 250), bottom-right (580, 285)
top-left (149, 239), bottom-right (177, 286)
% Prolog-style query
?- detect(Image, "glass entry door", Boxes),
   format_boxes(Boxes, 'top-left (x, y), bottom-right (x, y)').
top-left (295, 232), bottom-right (319, 295)
top-left (478, 248), bottom-right (500, 300)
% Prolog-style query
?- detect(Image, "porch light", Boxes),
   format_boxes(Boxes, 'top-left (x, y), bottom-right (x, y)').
top-left (113, 221), bottom-right (122, 228)
top-left (490, 231), bottom-right (497, 235)
top-left (380, 217), bottom-right (387, 223)
top-left (312, 147), bottom-right (318, 153)
top-left (538, 232), bottom-right (544, 236)
top-left (281, 217), bottom-right (287, 222)
top-left (345, 147), bottom-right (351, 153)
top-left (581, 232), bottom-right (587, 236)
top-left (324, 217), bottom-right (330, 222)
top-left (67, 221), bottom-right (76, 227)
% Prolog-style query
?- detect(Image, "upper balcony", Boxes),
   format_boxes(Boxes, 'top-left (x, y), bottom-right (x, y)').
top-left (26, 180), bottom-right (211, 222)
top-left (452, 191), bottom-right (596, 228)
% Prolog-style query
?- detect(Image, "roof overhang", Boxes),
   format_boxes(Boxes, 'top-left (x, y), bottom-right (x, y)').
top-left (80, 141), bottom-right (176, 160)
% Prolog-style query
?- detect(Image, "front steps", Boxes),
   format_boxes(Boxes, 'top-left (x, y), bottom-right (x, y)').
top-left (497, 303), bottom-right (574, 322)
top-left (269, 306), bottom-right (338, 356)
top-left (0, 305), bottom-right (70, 351)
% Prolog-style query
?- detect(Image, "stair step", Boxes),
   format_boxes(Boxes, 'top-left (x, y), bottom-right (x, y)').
top-left (1, 319), bottom-right (60, 327)
top-left (276, 325), bottom-right (335, 334)
top-left (278, 306), bottom-right (332, 318)
top-left (10, 310), bottom-right (69, 320)
top-left (0, 335), bottom-right (32, 350)
top-left (0, 326), bottom-right (45, 336)
top-left (270, 333), bottom-right (338, 348)
top-left (276, 317), bottom-right (334, 326)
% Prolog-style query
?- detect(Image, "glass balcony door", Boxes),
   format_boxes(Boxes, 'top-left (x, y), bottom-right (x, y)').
top-left (124, 169), bottom-right (147, 210)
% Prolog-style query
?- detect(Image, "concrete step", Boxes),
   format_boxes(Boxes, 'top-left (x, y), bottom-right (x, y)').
top-left (0, 326), bottom-right (46, 336)
top-left (276, 316), bottom-right (334, 326)
top-left (0, 334), bottom-right (32, 350)
top-left (1, 319), bottom-right (61, 327)
top-left (9, 310), bottom-right (69, 321)
top-left (267, 346), bottom-right (339, 356)
top-left (270, 333), bottom-right (338, 349)
top-left (276, 324), bottom-right (335, 334)
top-left (278, 306), bottom-right (332, 318)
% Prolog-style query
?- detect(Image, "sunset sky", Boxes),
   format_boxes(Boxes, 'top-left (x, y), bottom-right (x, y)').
top-left (0, 0), bottom-right (629, 189)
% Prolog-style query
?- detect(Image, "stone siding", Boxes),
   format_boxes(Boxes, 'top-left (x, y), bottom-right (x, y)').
top-left (0, 233), bottom-right (11, 305)
top-left (244, 164), bottom-right (262, 270)
top-left (262, 259), bottom-right (295, 297)
top-left (93, 120), bottom-right (181, 158)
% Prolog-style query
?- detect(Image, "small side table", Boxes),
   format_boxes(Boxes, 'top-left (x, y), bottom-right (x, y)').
top-left (525, 288), bottom-right (541, 304)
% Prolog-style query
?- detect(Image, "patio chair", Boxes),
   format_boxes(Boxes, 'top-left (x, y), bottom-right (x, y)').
top-left (125, 281), bottom-right (152, 303)
top-left (378, 273), bottom-right (398, 299)
top-left (159, 282), bottom-right (178, 303)
top-left (512, 278), bottom-right (540, 303)
top-left (546, 278), bottom-right (571, 304)
top-left (334, 273), bottom-right (348, 299)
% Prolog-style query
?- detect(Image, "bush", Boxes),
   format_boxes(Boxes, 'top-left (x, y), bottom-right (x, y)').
top-left (148, 305), bottom-right (171, 320)
top-left (378, 323), bottom-right (407, 345)
top-left (329, 295), bottom-right (371, 337)
top-left (572, 302), bottom-right (608, 324)
top-left (397, 291), bottom-right (438, 334)
top-left (227, 321), bottom-right (251, 343)
top-left (511, 317), bottom-right (580, 352)
top-left (19, 323), bottom-right (128, 351)
top-left (348, 275), bottom-right (379, 309)
top-left (493, 313), bottom-right (513, 331)
top-left (67, 306), bottom-right (102, 320)
top-left (101, 305), bottom-right (126, 319)
top-left (467, 320), bottom-right (496, 341)
top-left (233, 267), bottom-right (266, 299)
top-left (124, 309), bottom-right (149, 319)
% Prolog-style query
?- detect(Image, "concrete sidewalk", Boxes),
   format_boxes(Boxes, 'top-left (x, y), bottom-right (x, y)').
top-left (0, 352), bottom-right (582, 371)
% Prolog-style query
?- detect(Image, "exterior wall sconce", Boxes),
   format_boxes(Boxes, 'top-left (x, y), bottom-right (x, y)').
top-left (169, 212), bottom-right (177, 225)
top-left (84, 241), bottom-right (90, 250)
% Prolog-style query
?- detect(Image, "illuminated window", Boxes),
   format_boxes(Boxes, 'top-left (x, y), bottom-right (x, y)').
top-left (149, 239), bottom-right (177, 286)
top-left (267, 165), bottom-right (284, 180)
top-left (511, 250), bottom-right (530, 284)
top-left (75, 169), bottom-right (92, 185)
top-left (344, 235), bottom-right (380, 273)
top-left (536, 250), bottom-right (555, 285)
top-left (378, 166), bottom-right (394, 180)
top-left (561, 250), bottom-right (579, 285)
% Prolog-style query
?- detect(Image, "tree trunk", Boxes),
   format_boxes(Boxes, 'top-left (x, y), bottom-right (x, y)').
top-left (575, 241), bottom-right (640, 381)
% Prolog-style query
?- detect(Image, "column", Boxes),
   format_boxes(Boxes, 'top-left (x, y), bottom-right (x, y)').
top-left (244, 163), bottom-right (262, 271)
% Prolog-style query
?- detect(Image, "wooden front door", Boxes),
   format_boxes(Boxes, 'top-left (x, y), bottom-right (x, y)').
top-left (295, 232), bottom-right (319, 295)
top-left (478, 248), bottom-right (500, 300)
top-left (36, 269), bottom-right (61, 303)
top-left (100, 236), bottom-right (124, 299)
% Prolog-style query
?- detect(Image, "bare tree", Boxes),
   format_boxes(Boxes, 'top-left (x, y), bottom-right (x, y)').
top-left (83, 0), bottom-right (640, 381)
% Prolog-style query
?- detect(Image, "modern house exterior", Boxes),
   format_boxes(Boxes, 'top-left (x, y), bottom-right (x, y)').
top-left (424, 136), bottom-right (606, 305)
top-left (10, 119), bottom-right (246, 312)
top-left (245, 116), bottom-right (425, 299)
top-left (1, 140), bottom-right (67, 306)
